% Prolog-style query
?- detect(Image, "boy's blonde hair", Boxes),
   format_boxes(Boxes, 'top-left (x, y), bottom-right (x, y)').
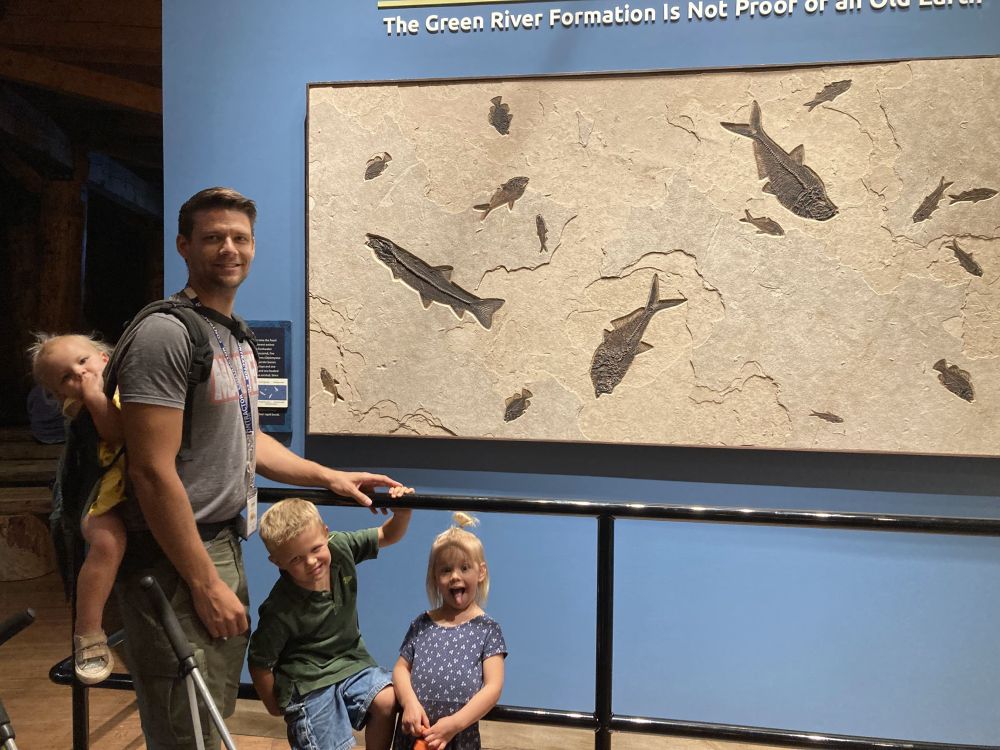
top-left (27, 332), bottom-right (113, 391)
top-left (426, 512), bottom-right (490, 607)
top-left (259, 498), bottom-right (325, 554)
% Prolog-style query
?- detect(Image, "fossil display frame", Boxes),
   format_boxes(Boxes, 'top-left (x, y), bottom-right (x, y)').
top-left (306, 60), bottom-right (1000, 458)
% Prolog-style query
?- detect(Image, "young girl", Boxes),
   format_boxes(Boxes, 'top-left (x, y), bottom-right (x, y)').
top-left (30, 333), bottom-right (126, 685)
top-left (393, 513), bottom-right (507, 750)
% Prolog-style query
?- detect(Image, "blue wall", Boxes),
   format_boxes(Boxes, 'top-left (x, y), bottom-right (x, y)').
top-left (163, 1), bottom-right (1000, 743)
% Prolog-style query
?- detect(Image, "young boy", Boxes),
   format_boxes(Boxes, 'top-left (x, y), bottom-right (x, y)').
top-left (249, 496), bottom-right (413, 750)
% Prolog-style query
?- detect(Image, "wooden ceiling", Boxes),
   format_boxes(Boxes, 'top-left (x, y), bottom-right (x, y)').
top-left (0, 0), bottom-right (162, 180)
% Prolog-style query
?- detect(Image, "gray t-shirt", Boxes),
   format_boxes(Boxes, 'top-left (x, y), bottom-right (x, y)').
top-left (117, 303), bottom-right (258, 525)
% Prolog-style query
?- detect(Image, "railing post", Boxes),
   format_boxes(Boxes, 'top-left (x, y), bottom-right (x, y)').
top-left (595, 513), bottom-right (614, 750)
top-left (72, 683), bottom-right (89, 750)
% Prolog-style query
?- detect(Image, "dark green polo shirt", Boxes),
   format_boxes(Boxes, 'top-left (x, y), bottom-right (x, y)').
top-left (247, 527), bottom-right (379, 709)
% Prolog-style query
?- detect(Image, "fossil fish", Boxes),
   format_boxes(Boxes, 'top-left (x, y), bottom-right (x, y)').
top-left (474, 176), bottom-right (529, 220)
top-left (364, 152), bottom-right (391, 181)
top-left (912, 176), bottom-right (953, 223)
top-left (933, 359), bottom-right (974, 402)
top-left (503, 388), bottom-right (533, 422)
top-left (590, 274), bottom-right (686, 398)
top-left (365, 233), bottom-right (505, 329)
top-left (489, 96), bottom-right (512, 135)
top-left (720, 101), bottom-right (838, 221)
top-left (948, 239), bottom-right (983, 277)
top-left (320, 367), bottom-right (343, 402)
top-left (810, 410), bottom-right (843, 424)
top-left (804, 80), bottom-right (852, 111)
top-left (739, 209), bottom-right (785, 237)
top-left (949, 188), bottom-right (997, 204)
top-left (536, 214), bottom-right (548, 252)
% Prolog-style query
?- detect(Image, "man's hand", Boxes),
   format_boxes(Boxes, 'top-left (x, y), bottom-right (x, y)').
top-left (324, 470), bottom-right (414, 514)
top-left (190, 576), bottom-right (249, 638)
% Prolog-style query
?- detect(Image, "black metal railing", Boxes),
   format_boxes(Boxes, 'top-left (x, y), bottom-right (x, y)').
top-left (50, 488), bottom-right (1000, 750)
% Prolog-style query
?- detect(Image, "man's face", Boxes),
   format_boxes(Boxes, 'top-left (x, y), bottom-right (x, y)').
top-left (177, 208), bottom-right (255, 294)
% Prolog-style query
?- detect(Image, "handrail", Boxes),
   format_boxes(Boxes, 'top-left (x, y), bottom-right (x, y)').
top-left (50, 489), bottom-right (1000, 750)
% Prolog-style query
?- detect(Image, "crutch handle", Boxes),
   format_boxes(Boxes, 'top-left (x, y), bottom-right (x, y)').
top-left (139, 576), bottom-right (195, 664)
top-left (0, 609), bottom-right (34, 649)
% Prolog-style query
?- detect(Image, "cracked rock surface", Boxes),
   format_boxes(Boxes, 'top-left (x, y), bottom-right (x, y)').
top-left (308, 59), bottom-right (999, 455)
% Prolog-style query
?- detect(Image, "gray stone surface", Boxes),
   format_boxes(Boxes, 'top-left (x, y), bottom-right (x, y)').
top-left (307, 59), bottom-right (1000, 455)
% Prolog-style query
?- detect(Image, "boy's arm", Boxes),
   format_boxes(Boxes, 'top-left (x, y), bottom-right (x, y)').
top-left (377, 508), bottom-right (413, 548)
top-left (424, 655), bottom-right (505, 750)
top-left (256, 431), bottom-right (410, 513)
top-left (81, 372), bottom-right (123, 443)
top-left (249, 665), bottom-right (282, 716)
top-left (392, 655), bottom-right (430, 736)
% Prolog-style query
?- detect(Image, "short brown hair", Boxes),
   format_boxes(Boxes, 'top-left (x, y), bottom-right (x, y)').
top-left (259, 498), bottom-right (324, 555)
top-left (177, 187), bottom-right (257, 239)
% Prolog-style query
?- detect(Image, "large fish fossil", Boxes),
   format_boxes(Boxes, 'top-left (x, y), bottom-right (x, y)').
top-left (365, 233), bottom-right (505, 329)
top-left (721, 101), bottom-right (838, 221)
top-left (590, 274), bottom-right (686, 397)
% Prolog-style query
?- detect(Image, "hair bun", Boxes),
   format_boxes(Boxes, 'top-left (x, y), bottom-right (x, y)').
top-left (452, 511), bottom-right (479, 529)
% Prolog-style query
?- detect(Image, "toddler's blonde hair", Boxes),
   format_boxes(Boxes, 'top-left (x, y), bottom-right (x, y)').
top-left (259, 498), bottom-right (325, 554)
top-left (27, 332), bottom-right (113, 392)
top-left (425, 512), bottom-right (490, 607)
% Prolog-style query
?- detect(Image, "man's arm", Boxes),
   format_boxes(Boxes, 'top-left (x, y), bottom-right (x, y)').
top-left (255, 431), bottom-right (411, 512)
top-left (122, 401), bottom-right (248, 638)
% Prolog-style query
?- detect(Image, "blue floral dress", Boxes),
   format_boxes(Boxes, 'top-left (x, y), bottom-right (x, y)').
top-left (392, 612), bottom-right (507, 750)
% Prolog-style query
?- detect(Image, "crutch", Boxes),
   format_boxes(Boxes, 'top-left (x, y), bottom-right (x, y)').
top-left (139, 576), bottom-right (237, 750)
top-left (0, 609), bottom-right (36, 750)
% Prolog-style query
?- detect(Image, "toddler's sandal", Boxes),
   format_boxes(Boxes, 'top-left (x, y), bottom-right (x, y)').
top-left (74, 632), bottom-right (114, 685)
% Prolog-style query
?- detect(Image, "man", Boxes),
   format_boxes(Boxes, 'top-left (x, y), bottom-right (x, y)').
top-left (114, 187), bottom-right (408, 749)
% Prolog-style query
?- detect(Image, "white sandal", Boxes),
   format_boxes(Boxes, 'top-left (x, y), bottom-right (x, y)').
top-left (74, 632), bottom-right (114, 685)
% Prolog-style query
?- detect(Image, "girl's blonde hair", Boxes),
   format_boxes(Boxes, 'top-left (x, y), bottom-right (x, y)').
top-left (27, 332), bottom-right (113, 391)
top-left (426, 512), bottom-right (490, 607)
top-left (259, 498), bottom-right (325, 554)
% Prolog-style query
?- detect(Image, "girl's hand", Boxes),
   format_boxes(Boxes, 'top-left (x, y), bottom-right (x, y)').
top-left (424, 715), bottom-right (461, 750)
top-left (401, 702), bottom-right (430, 737)
top-left (79, 370), bottom-right (103, 401)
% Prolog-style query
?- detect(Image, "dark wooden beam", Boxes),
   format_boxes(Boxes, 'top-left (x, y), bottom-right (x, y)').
top-left (2, 0), bottom-right (161, 28)
top-left (87, 152), bottom-right (162, 219)
top-left (0, 84), bottom-right (73, 172)
top-left (0, 46), bottom-right (161, 114)
top-left (0, 18), bottom-right (159, 51)
top-left (0, 145), bottom-right (43, 192)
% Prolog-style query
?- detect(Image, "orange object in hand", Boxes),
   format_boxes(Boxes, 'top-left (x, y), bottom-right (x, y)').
top-left (414, 741), bottom-right (428, 750)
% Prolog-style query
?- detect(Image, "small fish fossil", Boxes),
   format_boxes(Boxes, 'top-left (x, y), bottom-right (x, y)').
top-left (474, 176), bottom-right (529, 220)
top-left (948, 239), bottom-right (983, 277)
top-left (488, 96), bottom-right (512, 135)
top-left (590, 274), bottom-right (686, 397)
top-left (739, 209), bottom-right (784, 236)
top-left (949, 188), bottom-right (997, 204)
top-left (365, 233), bottom-right (505, 329)
top-left (912, 176), bottom-right (953, 223)
top-left (503, 388), bottom-right (533, 422)
top-left (320, 367), bottom-right (344, 402)
top-left (804, 80), bottom-right (852, 111)
top-left (810, 410), bottom-right (844, 424)
top-left (364, 152), bottom-right (391, 181)
top-left (933, 359), bottom-right (974, 402)
top-left (535, 214), bottom-right (548, 252)
top-left (720, 101), bottom-right (838, 221)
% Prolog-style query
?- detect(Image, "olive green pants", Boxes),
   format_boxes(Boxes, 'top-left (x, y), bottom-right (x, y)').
top-left (115, 528), bottom-right (249, 750)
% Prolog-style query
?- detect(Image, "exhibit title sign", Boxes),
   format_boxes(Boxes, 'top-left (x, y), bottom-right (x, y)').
top-left (374, 0), bottom-right (998, 68)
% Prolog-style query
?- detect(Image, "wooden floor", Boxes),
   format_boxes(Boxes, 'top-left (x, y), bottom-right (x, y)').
top-left (1, 570), bottom-right (786, 750)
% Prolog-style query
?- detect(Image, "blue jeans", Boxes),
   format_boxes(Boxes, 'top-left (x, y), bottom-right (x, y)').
top-left (284, 666), bottom-right (393, 750)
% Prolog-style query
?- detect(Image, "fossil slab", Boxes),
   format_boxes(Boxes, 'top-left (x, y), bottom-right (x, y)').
top-left (307, 58), bottom-right (1000, 456)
